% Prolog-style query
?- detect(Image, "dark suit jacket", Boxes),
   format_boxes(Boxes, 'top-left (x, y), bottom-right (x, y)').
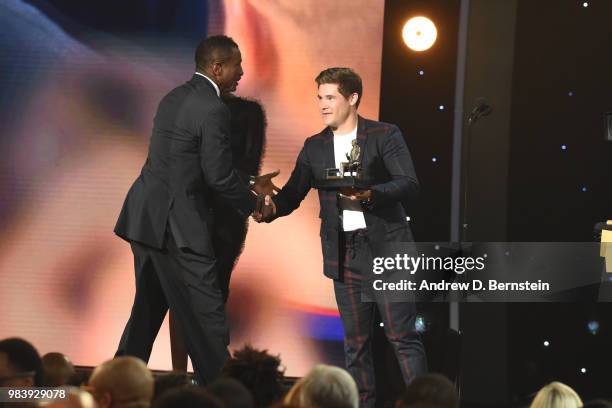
top-left (114, 74), bottom-right (257, 256)
top-left (273, 116), bottom-right (419, 279)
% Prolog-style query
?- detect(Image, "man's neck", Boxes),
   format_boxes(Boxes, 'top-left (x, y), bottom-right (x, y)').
top-left (195, 71), bottom-right (221, 97)
top-left (332, 113), bottom-right (358, 135)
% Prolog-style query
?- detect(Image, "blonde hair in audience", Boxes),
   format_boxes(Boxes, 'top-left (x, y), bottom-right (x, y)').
top-left (529, 381), bottom-right (583, 408)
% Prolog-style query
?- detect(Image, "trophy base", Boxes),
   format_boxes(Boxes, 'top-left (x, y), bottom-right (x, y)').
top-left (312, 177), bottom-right (370, 191)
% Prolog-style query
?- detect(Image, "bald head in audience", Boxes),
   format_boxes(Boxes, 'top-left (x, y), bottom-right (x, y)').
top-left (42, 352), bottom-right (76, 387)
top-left (88, 356), bottom-right (154, 408)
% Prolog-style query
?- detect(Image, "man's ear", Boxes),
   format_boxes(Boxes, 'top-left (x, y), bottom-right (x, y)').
top-left (211, 62), bottom-right (223, 79)
top-left (97, 391), bottom-right (112, 408)
top-left (349, 93), bottom-right (359, 107)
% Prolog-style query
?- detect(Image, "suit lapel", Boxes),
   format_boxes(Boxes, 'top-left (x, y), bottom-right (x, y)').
top-left (356, 115), bottom-right (367, 163)
top-left (321, 127), bottom-right (336, 170)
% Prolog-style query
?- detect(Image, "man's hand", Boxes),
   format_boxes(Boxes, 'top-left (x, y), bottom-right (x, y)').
top-left (252, 170), bottom-right (281, 196)
top-left (252, 194), bottom-right (276, 222)
top-left (339, 187), bottom-right (372, 202)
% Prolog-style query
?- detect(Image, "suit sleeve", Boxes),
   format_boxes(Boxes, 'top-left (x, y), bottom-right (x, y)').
top-left (200, 103), bottom-right (256, 218)
top-left (271, 142), bottom-right (313, 219)
top-left (369, 126), bottom-right (419, 207)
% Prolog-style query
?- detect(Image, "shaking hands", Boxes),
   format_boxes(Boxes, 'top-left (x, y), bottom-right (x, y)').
top-left (251, 170), bottom-right (280, 223)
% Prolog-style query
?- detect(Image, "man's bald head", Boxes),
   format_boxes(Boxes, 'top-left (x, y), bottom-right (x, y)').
top-left (42, 352), bottom-right (75, 387)
top-left (89, 356), bottom-right (153, 408)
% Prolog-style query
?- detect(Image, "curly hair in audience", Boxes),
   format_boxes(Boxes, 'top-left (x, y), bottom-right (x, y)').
top-left (221, 345), bottom-right (285, 408)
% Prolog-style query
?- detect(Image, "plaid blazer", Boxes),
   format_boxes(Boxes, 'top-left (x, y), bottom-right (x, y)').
top-left (273, 116), bottom-right (419, 279)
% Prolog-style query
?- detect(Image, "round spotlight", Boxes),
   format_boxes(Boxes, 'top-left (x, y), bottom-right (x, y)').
top-left (543, 340), bottom-right (550, 347)
top-left (403, 17), bottom-right (437, 52)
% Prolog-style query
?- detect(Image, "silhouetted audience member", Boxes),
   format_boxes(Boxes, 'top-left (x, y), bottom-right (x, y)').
top-left (88, 356), bottom-right (154, 408)
top-left (154, 372), bottom-right (193, 401)
top-left (0, 337), bottom-right (43, 387)
top-left (222, 345), bottom-right (285, 408)
top-left (152, 386), bottom-right (222, 408)
top-left (529, 382), bottom-right (582, 408)
top-left (46, 387), bottom-right (96, 408)
top-left (42, 352), bottom-right (76, 387)
top-left (396, 374), bottom-right (458, 408)
top-left (207, 377), bottom-right (255, 408)
top-left (284, 365), bottom-right (358, 408)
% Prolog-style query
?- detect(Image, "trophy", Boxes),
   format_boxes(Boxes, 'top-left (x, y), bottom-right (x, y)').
top-left (319, 140), bottom-right (364, 189)
top-left (324, 139), bottom-right (362, 180)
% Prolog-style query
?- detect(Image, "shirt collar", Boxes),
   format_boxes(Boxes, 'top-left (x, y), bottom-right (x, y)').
top-left (194, 72), bottom-right (220, 97)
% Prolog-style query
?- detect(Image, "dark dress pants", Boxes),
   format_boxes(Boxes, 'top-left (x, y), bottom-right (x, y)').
top-left (116, 231), bottom-right (229, 385)
top-left (333, 229), bottom-right (427, 408)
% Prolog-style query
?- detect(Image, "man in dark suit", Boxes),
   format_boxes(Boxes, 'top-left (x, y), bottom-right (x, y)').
top-left (114, 35), bottom-right (275, 385)
top-left (256, 68), bottom-right (427, 407)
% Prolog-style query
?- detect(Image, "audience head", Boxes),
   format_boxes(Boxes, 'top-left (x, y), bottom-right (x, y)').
top-left (42, 352), bottom-right (76, 387)
top-left (46, 387), bottom-right (96, 408)
top-left (152, 386), bottom-right (222, 408)
top-left (222, 344), bottom-right (285, 408)
top-left (207, 377), bottom-right (254, 408)
top-left (153, 372), bottom-right (192, 401)
top-left (529, 381), bottom-right (582, 408)
top-left (0, 337), bottom-right (43, 387)
top-left (284, 364), bottom-right (358, 408)
top-left (396, 373), bottom-right (458, 408)
top-left (88, 356), bottom-right (154, 408)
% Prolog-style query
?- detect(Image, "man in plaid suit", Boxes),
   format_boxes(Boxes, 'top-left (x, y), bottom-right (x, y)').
top-left (257, 67), bottom-right (427, 407)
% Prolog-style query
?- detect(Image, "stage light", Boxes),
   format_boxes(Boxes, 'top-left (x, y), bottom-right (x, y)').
top-left (543, 340), bottom-right (550, 347)
top-left (432, 156), bottom-right (438, 162)
top-left (581, 367), bottom-right (587, 374)
top-left (415, 315), bottom-right (426, 333)
top-left (402, 17), bottom-right (437, 52)
top-left (561, 144), bottom-right (567, 150)
top-left (379, 322), bottom-right (384, 327)
top-left (406, 216), bottom-right (411, 221)
top-left (583, 2), bottom-right (589, 8)
top-left (438, 105), bottom-right (445, 111)
top-left (418, 69), bottom-right (425, 76)
top-left (587, 320), bottom-right (600, 335)
top-left (582, 186), bottom-right (588, 192)
top-left (568, 91), bottom-right (574, 96)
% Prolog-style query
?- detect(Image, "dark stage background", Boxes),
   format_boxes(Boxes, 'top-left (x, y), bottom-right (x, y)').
top-left (380, 0), bottom-right (612, 405)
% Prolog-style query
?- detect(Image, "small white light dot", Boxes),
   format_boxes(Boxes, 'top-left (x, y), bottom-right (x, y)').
top-left (438, 105), bottom-right (445, 111)
top-left (418, 70), bottom-right (425, 76)
top-left (568, 91), bottom-right (574, 96)
top-left (434, 245), bottom-right (440, 250)
top-left (581, 186), bottom-right (588, 192)
top-left (406, 216), bottom-right (411, 221)
top-left (543, 340), bottom-right (550, 347)
top-left (432, 157), bottom-right (437, 162)
top-left (561, 144), bottom-right (567, 150)
top-left (504, 251), bottom-right (510, 256)
top-left (379, 322), bottom-right (384, 327)
top-left (581, 367), bottom-right (587, 374)
top-left (583, 2), bottom-right (588, 8)
top-left (483, 253), bottom-right (488, 258)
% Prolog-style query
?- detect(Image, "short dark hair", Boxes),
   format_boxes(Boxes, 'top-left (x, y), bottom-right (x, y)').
top-left (152, 386), bottom-right (222, 408)
top-left (195, 35), bottom-right (239, 71)
top-left (153, 372), bottom-right (192, 401)
top-left (207, 377), bottom-right (254, 408)
top-left (315, 67), bottom-right (363, 108)
top-left (221, 345), bottom-right (285, 408)
top-left (399, 374), bottom-right (458, 408)
top-left (0, 338), bottom-right (43, 386)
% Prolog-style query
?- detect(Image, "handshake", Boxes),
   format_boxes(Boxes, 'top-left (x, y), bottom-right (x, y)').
top-left (250, 170), bottom-right (280, 223)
